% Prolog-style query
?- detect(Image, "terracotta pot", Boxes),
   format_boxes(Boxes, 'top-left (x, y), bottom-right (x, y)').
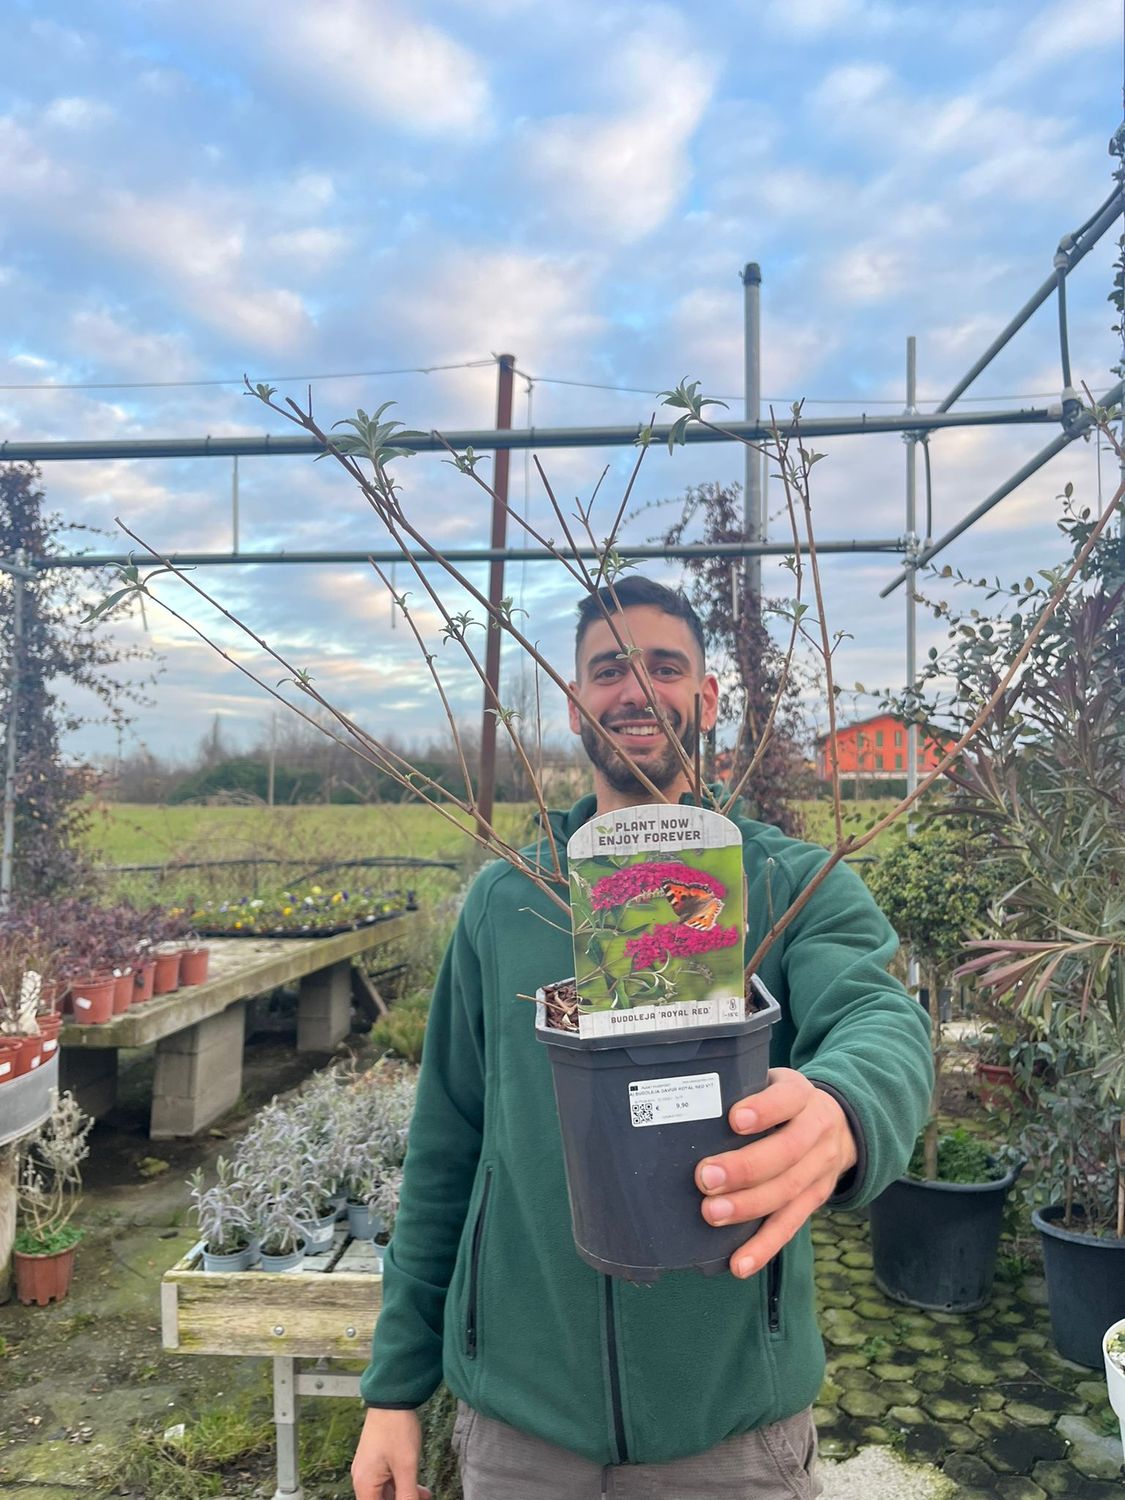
top-left (38, 980), bottom-right (61, 1012)
top-left (152, 951), bottom-right (182, 996)
top-left (112, 971), bottom-right (134, 1015)
top-left (36, 1013), bottom-right (62, 1061)
top-left (976, 1061), bottom-right (1018, 1109)
top-left (133, 960), bottom-right (156, 1004)
top-left (13, 1033), bottom-right (44, 1075)
top-left (0, 1036), bottom-right (21, 1084)
top-left (13, 1244), bottom-right (78, 1306)
top-left (178, 947), bottom-right (210, 987)
top-left (70, 975), bottom-right (116, 1026)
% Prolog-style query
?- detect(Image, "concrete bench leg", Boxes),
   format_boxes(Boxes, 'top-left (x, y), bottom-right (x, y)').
top-left (150, 1003), bottom-right (246, 1139)
top-left (60, 1048), bottom-right (118, 1120)
top-left (297, 961), bottom-right (353, 1052)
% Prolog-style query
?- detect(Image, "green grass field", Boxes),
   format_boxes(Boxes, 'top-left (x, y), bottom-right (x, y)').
top-left (83, 797), bottom-right (900, 907)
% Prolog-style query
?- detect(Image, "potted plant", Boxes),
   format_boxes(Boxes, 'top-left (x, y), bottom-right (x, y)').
top-left (341, 1068), bottom-right (415, 1241)
top-left (12, 1089), bottom-right (93, 1306)
top-left (863, 818), bottom-right (1020, 1311)
top-left (1105, 1318), bottom-right (1125, 1464)
top-left (188, 1159), bottom-right (255, 1271)
top-left (938, 503), bottom-right (1125, 1365)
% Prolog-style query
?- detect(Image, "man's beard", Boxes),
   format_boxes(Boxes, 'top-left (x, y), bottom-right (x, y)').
top-left (580, 713), bottom-right (698, 796)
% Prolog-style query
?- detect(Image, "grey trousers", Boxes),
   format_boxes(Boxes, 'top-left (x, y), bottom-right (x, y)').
top-left (452, 1401), bottom-right (822, 1499)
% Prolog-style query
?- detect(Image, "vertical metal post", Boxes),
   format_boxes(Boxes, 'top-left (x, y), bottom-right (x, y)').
top-left (904, 338), bottom-right (918, 804)
top-left (476, 353), bottom-right (515, 833)
top-left (267, 712), bottom-right (276, 808)
top-left (0, 550), bottom-right (27, 915)
top-left (904, 339), bottom-right (920, 997)
top-left (272, 1356), bottom-right (304, 1499)
top-left (232, 456), bottom-right (240, 554)
top-left (742, 264), bottom-right (763, 610)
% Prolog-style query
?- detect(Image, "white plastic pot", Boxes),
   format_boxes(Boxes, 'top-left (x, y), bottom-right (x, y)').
top-left (1104, 1316), bottom-right (1125, 1463)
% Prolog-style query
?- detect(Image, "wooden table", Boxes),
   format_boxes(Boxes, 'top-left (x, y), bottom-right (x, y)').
top-left (60, 915), bottom-right (414, 1138)
top-left (163, 1228), bottom-right (383, 1500)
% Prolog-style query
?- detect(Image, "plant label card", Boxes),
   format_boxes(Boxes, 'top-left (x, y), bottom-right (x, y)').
top-left (567, 804), bottom-right (747, 1039)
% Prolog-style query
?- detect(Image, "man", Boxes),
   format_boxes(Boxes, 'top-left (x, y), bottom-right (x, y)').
top-left (352, 576), bottom-right (932, 1499)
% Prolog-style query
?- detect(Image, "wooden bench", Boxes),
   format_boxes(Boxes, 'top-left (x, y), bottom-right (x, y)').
top-left (59, 915), bottom-right (414, 1138)
top-left (162, 1229), bottom-right (382, 1500)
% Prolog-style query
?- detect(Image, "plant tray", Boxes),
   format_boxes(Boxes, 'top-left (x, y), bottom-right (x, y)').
top-left (193, 912), bottom-right (402, 940)
top-left (0, 1052), bottom-right (59, 1150)
top-left (161, 1229), bottom-right (383, 1358)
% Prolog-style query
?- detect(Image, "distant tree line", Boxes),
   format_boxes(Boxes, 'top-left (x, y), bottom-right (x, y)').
top-left (106, 711), bottom-right (592, 807)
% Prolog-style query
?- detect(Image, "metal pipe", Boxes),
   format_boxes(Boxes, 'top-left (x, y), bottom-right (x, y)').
top-left (26, 538), bottom-right (910, 572)
top-left (880, 378), bottom-right (1125, 596)
top-left (0, 550), bottom-right (26, 914)
top-left (477, 354), bottom-right (515, 832)
top-left (743, 263), bottom-right (763, 606)
top-left (0, 405), bottom-right (1064, 465)
top-left (936, 189), bottom-right (1121, 412)
top-left (904, 338), bottom-right (918, 805)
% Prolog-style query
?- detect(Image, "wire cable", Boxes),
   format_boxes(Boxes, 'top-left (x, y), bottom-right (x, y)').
top-left (0, 357), bottom-right (497, 393)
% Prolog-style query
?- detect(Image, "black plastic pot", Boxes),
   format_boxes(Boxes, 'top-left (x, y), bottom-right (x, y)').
top-left (536, 976), bottom-right (781, 1283)
top-left (1032, 1205), bottom-right (1125, 1368)
top-left (869, 1160), bottom-right (1022, 1312)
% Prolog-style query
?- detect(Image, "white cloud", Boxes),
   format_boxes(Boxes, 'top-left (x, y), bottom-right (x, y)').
top-left (42, 96), bottom-right (113, 129)
top-left (188, 0), bottom-right (492, 137)
top-left (266, 227), bottom-right (350, 270)
top-left (523, 36), bottom-right (717, 243)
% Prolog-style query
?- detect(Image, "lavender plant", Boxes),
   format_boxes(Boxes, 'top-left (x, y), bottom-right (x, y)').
top-left (15, 1089), bottom-right (92, 1254)
top-left (187, 1158), bottom-right (252, 1256)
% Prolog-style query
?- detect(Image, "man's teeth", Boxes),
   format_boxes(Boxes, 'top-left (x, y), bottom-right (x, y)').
top-left (612, 724), bottom-right (660, 736)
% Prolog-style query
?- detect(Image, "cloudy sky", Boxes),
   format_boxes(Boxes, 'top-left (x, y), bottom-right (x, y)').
top-left (1, 0), bottom-right (1121, 768)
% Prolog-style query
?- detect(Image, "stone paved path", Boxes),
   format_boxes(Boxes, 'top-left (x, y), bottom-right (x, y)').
top-left (812, 1210), bottom-right (1124, 1498)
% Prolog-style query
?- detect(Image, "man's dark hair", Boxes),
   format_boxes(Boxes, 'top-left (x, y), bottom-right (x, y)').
top-left (575, 576), bottom-right (707, 670)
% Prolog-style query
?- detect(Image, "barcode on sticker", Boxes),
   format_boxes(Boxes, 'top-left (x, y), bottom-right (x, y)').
top-left (628, 1072), bottom-right (723, 1128)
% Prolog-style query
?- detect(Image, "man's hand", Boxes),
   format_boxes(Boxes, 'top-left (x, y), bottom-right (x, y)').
top-left (351, 1407), bottom-right (433, 1500)
top-left (695, 1068), bottom-right (858, 1279)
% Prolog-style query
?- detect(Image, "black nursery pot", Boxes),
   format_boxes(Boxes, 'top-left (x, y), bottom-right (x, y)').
top-left (1032, 1205), bottom-right (1125, 1368)
top-left (869, 1160), bottom-right (1022, 1313)
top-left (536, 976), bottom-right (781, 1283)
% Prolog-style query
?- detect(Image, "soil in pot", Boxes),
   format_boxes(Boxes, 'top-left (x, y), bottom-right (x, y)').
top-left (179, 948), bottom-right (210, 986)
top-left (536, 975), bottom-right (781, 1282)
top-left (1033, 1205), bottom-right (1125, 1368)
top-left (71, 976), bottom-right (116, 1025)
top-left (152, 951), bottom-right (182, 996)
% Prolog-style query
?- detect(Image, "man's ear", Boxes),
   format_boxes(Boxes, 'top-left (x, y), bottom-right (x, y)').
top-left (566, 681), bottom-right (582, 735)
top-left (701, 673), bottom-right (719, 733)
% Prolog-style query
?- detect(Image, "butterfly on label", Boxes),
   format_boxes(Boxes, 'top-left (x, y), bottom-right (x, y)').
top-left (662, 881), bottom-right (724, 931)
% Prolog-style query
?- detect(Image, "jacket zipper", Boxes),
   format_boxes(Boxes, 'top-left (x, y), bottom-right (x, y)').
top-left (603, 1277), bottom-right (629, 1463)
top-left (465, 1167), bottom-right (492, 1359)
top-left (767, 1253), bottom-right (782, 1335)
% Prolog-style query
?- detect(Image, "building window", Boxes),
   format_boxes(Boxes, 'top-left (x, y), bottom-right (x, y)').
top-left (875, 754), bottom-right (884, 770)
top-left (895, 754), bottom-right (903, 769)
top-left (894, 730), bottom-right (903, 747)
top-left (875, 730), bottom-right (884, 747)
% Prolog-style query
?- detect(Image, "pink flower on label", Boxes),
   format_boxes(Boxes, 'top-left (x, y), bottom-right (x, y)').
top-left (590, 861), bottom-right (726, 911)
top-left (624, 921), bottom-right (741, 971)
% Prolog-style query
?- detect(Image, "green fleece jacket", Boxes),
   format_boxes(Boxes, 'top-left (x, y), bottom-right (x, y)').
top-left (359, 794), bottom-right (932, 1465)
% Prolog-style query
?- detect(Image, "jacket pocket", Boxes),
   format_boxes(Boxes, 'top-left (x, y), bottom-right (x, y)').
top-left (464, 1166), bottom-right (493, 1359)
top-left (767, 1250), bottom-right (783, 1337)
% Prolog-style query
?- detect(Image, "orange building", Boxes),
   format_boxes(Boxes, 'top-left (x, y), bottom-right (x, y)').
top-left (814, 713), bottom-right (955, 782)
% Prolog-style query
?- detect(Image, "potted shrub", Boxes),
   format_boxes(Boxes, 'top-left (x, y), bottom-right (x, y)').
top-left (188, 1159), bottom-right (255, 1271)
top-left (863, 819), bottom-right (1020, 1311)
top-left (937, 506), bottom-right (1125, 1365)
top-left (12, 1089), bottom-right (93, 1306)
